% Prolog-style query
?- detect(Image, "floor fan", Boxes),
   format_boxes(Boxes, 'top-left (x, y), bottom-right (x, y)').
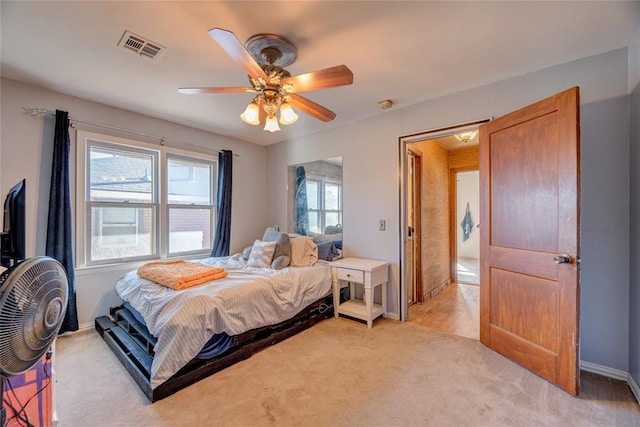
top-left (0, 257), bottom-right (68, 426)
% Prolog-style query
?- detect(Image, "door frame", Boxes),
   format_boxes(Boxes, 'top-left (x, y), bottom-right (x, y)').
top-left (407, 148), bottom-right (423, 304)
top-left (398, 118), bottom-right (491, 321)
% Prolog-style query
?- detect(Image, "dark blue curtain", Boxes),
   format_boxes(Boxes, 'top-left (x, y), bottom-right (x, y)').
top-left (46, 110), bottom-right (78, 333)
top-left (211, 150), bottom-right (233, 257)
top-left (295, 166), bottom-right (308, 235)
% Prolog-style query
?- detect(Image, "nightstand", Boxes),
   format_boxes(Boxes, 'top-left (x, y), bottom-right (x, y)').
top-left (331, 257), bottom-right (390, 328)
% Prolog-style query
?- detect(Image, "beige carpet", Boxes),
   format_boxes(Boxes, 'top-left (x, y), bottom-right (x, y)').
top-left (55, 318), bottom-right (639, 426)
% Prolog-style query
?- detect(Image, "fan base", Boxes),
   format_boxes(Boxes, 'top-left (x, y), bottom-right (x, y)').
top-left (0, 376), bottom-right (5, 426)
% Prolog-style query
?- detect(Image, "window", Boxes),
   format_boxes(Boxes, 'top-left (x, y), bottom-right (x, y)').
top-left (77, 131), bottom-right (216, 266)
top-left (167, 157), bottom-right (214, 254)
top-left (306, 176), bottom-right (342, 234)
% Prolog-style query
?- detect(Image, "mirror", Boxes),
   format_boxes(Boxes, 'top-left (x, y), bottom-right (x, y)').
top-left (287, 157), bottom-right (343, 252)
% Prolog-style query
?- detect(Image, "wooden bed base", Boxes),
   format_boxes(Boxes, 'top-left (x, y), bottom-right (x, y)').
top-left (94, 295), bottom-right (334, 402)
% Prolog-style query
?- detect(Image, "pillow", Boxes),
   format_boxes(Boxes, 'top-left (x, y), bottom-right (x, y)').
top-left (316, 241), bottom-right (340, 261)
top-left (247, 240), bottom-right (277, 268)
top-left (307, 231), bottom-right (342, 243)
top-left (271, 255), bottom-right (291, 270)
top-left (324, 224), bottom-right (342, 234)
top-left (262, 226), bottom-right (291, 269)
top-left (241, 245), bottom-right (253, 260)
top-left (289, 236), bottom-right (318, 266)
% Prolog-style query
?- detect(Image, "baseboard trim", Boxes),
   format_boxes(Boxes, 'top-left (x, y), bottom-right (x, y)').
top-left (385, 312), bottom-right (400, 321)
top-left (423, 279), bottom-right (451, 302)
top-left (580, 360), bottom-right (628, 381)
top-left (59, 322), bottom-right (94, 336)
top-left (628, 373), bottom-right (640, 404)
top-left (79, 321), bottom-right (95, 332)
top-left (581, 360), bottom-right (640, 405)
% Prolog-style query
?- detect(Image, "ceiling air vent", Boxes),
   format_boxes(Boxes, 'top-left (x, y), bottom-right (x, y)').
top-left (118, 30), bottom-right (165, 60)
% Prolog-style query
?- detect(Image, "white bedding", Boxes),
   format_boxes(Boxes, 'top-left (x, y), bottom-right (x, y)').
top-left (115, 253), bottom-right (332, 388)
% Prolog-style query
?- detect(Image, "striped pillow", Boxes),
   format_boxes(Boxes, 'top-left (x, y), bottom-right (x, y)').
top-left (247, 240), bottom-right (277, 268)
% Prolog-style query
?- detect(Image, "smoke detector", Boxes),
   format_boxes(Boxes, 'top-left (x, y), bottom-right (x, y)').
top-left (118, 30), bottom-right (166, 60)
top-left (378, 99), bottom-right (393, 110)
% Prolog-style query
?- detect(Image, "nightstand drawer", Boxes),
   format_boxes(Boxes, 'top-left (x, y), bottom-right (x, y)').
top-left (336, 267), bottom-right (364, 284)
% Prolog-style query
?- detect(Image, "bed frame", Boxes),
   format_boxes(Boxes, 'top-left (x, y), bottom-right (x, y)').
top-left (94, 294), bottom-right (334, 402)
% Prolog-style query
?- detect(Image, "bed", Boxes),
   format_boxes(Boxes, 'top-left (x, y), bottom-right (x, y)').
top-left (95, 245), bottom-right (334, 402)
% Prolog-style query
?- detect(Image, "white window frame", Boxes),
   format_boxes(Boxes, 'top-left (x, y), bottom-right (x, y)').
top-left (306, 175), bottom-right (343, 234)
top-left (76, 130), bottom-right (217, 267)
top-left (165, 154), bottom-right (216, 257)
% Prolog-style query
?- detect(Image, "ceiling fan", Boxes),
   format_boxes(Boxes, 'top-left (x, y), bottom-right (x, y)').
top-left (179, 28), bottom-right (354, 132)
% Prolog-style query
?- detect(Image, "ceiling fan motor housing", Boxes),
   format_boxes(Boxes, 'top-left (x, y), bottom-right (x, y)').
top-left (245, 33), bottom-right (298, 67)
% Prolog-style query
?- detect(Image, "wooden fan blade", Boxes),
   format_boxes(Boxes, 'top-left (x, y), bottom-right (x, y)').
top-left (288, 93), bottom-right (336, 122)
top-left (178, 87), bottom-right (257, 95)
top-left (281, 65), bottom-right (353, 93)
top-left (208, 28), bottom-right (270, 83)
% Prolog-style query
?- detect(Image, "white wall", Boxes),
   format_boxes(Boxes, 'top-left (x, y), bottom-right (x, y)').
top-left (628, 26), bottom-right (640, 392)
top-left (0, 78), bottom-right (268, 327)
top-left (630, 27), bottom-right (640, 93)
top-left (267, 113), bottom-right (403, 316)
top-left (267, 47), bottom-right (632, 371)
top-left (456, 171), bottom-right (479, 260)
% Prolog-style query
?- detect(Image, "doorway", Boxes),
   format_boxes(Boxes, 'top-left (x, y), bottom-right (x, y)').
top-left (399, 88), bottom-right (580, 394)
top-left (399, 119), bottom-right (489, 339)
top-left (455, 171), bottom-right (480, 286)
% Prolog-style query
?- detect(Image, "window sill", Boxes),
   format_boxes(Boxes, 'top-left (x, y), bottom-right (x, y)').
top-left (75, 252), bottom-right (211, 276)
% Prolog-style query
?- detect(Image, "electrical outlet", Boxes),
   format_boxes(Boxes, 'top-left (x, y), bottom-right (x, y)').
top-left (379, 220), bottom-right (386, 231)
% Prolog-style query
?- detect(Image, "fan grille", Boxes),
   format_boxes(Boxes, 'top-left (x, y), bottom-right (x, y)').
top-left (0, 257), bottom-right (68, 376)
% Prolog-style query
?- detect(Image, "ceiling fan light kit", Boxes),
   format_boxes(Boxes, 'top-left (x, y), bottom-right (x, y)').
top-left (241, 88), bottom-right (299, 132)
top-left (264, 115), bottom-right (281, 132)
top-left (279, 102), bottom-right (299, 125)
top-left (179, 28), bottom-right (353, 131)
top-left (240, 100), bottom-right (260, 125)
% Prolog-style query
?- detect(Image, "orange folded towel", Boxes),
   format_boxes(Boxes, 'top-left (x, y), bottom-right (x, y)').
top-left (137, 260), bottom-right (228, 290)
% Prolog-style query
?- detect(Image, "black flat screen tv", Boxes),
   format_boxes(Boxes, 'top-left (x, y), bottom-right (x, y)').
top-left (1, 179), bottom-right (26, 268)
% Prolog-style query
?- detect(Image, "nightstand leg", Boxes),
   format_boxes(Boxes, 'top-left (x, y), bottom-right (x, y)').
top-left (382, 281), bottom-right (387, 318)
top-left (364, 287), bottom-right (373, 329)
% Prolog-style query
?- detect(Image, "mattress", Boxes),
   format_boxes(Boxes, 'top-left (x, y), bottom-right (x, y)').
top-left (123, 301), bottom-right (235, 359)
top-left (115, 253), bottom-right (332, 388)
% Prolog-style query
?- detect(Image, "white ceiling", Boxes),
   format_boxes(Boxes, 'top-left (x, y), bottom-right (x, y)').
top-left (2, 1), bottom-right (639, 146)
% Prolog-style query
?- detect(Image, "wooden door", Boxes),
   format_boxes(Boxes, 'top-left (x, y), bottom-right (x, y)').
top-left (479, 87), bottom-right (580, 395)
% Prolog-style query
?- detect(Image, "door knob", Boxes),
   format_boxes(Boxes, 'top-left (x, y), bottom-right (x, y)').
top-left (553, 254), bottom-right (572, 264)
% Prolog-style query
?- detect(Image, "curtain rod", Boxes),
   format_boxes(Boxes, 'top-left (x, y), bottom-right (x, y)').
top-left (22, 107), bottom-right (239, 157)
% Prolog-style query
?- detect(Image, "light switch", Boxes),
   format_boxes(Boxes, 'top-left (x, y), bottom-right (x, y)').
top-left (379, 220), bottom-right (386, 231)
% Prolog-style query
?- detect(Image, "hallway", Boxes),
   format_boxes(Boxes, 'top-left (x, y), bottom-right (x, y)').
top-left (408, 282), bottom-right (479, 340)
top-left (456, 257), bottom-right (479, 285)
